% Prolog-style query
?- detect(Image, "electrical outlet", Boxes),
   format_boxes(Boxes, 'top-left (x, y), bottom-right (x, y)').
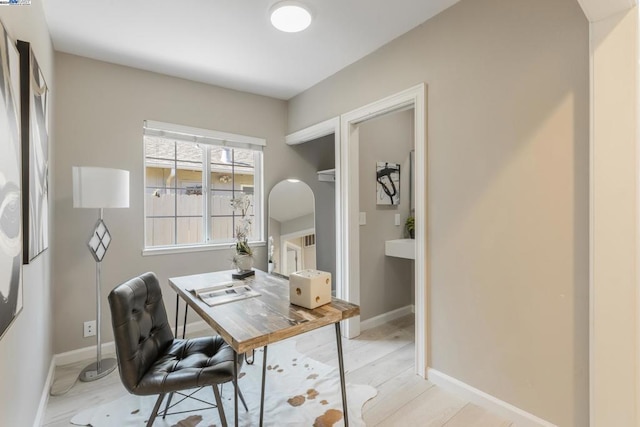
top-left (84, 320), bottom-right (96, 338)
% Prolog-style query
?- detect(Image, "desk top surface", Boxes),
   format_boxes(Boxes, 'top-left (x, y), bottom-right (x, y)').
top-left (168, 269), bottom-right (360, 353)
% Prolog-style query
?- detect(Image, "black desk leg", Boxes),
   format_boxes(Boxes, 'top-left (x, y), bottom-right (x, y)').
top-left (233, 352), bottom-right (239, 426)
top-left (174, 294), bottom-right (189, 339)
top-left (335, 322), bottom-right (349, 426)
top-left (174, 294), bottom-right (179, 337)
top-left (182, 301), bottom-right (188, 339)
top-left (260, 345), bottom-right (268, 427)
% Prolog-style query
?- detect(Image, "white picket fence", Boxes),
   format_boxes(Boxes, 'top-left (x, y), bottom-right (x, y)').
top-left (145, 192), bottom-right (254, 246)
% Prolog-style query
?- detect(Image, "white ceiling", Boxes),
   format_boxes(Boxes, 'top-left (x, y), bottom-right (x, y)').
top-left (43, 0), bottom-right (459, 100)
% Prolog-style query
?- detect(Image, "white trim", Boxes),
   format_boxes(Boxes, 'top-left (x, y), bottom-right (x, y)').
top-left (635, 6), bottom-right (640, 424)
top-left (588, 19), bottom-right (595, 427)
top-left (33, 357), bottom-right (56, 427)
top-left (284, 117), bottom-right (343, 336)
top-left (282, 240), bottom-right (303, 275)
top-left (427, 368), bottom-right (557, 427)
top-left (142, 241), bottom-right (265, 257)
top-left (340, 83), bottom-right (428, 377)
top-left (280, 228), bottom-right (315, 275)
top-left (281, 227), bottom-right (315, 242)
top-left (360, 305), bottom-right (415, 331)
top-left (53, 320), bottom-right (211, 366)
top-left (144, 120), bottom-right (266, 147)
top-left (286, 117), bottom-right (339, 145)
top-left (54, 341), bottom-right (116, 367)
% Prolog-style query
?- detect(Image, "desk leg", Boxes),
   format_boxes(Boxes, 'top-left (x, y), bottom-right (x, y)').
top-left (182, 302), bottom-right (188, 339)
top-left (260, 346), bottom-right (268, 427)
top-left (174, 295), bottom-right (189, 339)
top-left (335, 322), bottom-right (349, 427)
top-left (174, 294), bottom-right (179, 337)
top-left (233, 352), bottom-right (239, 426)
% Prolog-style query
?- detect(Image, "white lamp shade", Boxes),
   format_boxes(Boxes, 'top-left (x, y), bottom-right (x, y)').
top-left (72, 166), bottom-right (130, 209)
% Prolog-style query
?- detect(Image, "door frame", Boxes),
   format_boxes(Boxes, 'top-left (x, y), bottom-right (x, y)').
top-left (282, 239), bottom-right (303, 275)
top-left (286, 117), bottom-right (342, 295)
top-left (285, 85), bottom-right (428, 378)
top-left (340, 84), bottom-right (428, 377)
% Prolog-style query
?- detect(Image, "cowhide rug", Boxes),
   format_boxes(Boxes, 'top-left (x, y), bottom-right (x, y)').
top-left (70, 339), bottom-right (376, 426)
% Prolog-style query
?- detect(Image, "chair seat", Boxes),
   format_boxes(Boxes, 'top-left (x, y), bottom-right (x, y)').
top-left (135, 336), bottom-right (236, 395)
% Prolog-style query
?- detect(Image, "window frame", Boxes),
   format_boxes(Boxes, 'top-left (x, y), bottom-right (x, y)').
top-left (142, 120), bottom-right (265, 256)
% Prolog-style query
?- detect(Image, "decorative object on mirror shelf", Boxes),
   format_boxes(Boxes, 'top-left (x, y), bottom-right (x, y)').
top-left (376, 161), bottom-right (400, 205)
top-left (73, 166), bottom-right (130, 381)
top-left (267, 235), bottom-right (275, 273)
top-left (405, 215), bottom-right (415, 239)
top-left (231, 192), bottom-right (254, 276)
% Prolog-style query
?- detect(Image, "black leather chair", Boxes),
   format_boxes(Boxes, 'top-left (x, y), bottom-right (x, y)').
top-left (108, 272), bottom-right (241, 426)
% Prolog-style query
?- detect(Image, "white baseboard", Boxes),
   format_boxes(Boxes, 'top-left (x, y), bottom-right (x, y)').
top-left (54, 320), bottom-right (210, 366)
top-left (33, 357), bottom-right (56, 427)
top-left (427, 368), bottom-right (557, 427)
top-left (360, 305), bottom-right (415, 331)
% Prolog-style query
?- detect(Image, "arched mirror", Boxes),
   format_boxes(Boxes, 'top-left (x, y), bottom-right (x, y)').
top-left (268, 179), bottom-right (315, 277)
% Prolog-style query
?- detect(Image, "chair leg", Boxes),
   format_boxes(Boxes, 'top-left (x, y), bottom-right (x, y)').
top-left (236, 384), bottom-right (249, 412)
top-left (146, 393), bottom-right (165, 427)
top-left (162, 392), bottom-right (174, 419)
top-left (212, 384), bottom-right (228, 427)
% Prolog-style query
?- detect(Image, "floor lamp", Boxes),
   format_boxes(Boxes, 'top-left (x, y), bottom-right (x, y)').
top-left (72, 166), bottom-right (129, 382)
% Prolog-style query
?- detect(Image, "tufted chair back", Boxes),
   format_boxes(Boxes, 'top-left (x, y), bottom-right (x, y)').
top-left (108, 272), bottom-right (174, 394)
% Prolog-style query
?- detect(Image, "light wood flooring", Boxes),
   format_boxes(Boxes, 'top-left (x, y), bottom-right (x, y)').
top-left (43, 315), bottom-right (514, 426)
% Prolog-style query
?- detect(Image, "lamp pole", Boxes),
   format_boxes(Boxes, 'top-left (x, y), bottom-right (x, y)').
top-left (80, 208), bottom-right (117, 382)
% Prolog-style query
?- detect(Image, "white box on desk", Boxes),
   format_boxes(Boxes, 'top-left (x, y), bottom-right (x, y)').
top-left (289, 269), bottom-right (332, 309)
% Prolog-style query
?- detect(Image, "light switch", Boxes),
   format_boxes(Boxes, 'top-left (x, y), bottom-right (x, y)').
top-left (395, 214), bottom-right (401, 226)
top-left (359, 212), bottom-right (366, 225)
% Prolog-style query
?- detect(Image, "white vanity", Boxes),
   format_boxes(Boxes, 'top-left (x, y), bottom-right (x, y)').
top-left (384, 238), bottom-right (415, 260)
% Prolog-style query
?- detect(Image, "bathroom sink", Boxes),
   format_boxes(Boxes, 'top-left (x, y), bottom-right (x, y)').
top-left (385, 239), bottom-right (415, 260)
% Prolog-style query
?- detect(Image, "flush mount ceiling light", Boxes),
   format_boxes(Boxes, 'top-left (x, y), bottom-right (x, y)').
top-left (270, 1), bottom-right (312, 33)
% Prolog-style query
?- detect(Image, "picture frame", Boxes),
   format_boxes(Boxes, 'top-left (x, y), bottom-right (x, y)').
top-left (376, 161), bottom-right (400, 205)
top-left (0, 20), bottom-right (24, 339)
top-left (17, 40), bottom-right (49, 264)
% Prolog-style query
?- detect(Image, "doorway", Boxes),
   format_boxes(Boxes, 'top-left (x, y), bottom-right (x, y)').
top-left (340, 84), bottom-right (427, 377)
top-left (285, 85), bottom-right (427, 378)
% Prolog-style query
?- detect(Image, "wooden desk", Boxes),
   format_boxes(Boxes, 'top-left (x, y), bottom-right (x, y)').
top-left (168, 269), bottom-right (360, 426)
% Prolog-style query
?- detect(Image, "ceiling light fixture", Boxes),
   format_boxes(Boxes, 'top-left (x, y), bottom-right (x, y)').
top-left (270, 1), bottom-right (312, 33)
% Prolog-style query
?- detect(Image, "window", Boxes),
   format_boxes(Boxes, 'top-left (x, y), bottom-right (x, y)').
top-left (143, 121), bottom-right (264, 252)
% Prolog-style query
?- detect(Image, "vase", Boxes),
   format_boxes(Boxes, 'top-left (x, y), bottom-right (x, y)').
top-left (268, 261), bottom-right (275, 274)
top-left (234, 254), bottom-right (254, 272)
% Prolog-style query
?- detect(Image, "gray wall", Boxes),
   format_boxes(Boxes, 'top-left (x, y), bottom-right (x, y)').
top-left (291, 134), bottom-right (336, 284)
top-left (0, 1), bottom-right (55, 426)
top-left (288, 0), bottom-right (589, 425)
top-left (281, 213), bottom-right (315, 235)
top-left (53, 53), bottom-right (296, 353)
top-left (358, 109), bottom-right (414, 321)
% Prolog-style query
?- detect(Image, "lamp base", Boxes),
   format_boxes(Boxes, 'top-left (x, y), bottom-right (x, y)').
top-left (79, 357), bottom-right (117, 382)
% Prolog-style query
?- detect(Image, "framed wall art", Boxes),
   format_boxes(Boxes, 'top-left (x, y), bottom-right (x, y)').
top-left (376, 161), bottom-right (400, 206)
top-left (17, 40), bottom-right (49, 264)
top-left (0, 20), bottom-right (23, 339)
